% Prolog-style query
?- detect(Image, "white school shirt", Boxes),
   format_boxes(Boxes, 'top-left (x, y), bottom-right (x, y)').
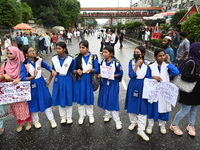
top-left (105, 34), bottom-right (111, 43)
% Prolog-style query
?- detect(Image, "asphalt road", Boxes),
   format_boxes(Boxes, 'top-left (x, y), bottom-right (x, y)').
top-left (0, 33), bottom-right (200, 150)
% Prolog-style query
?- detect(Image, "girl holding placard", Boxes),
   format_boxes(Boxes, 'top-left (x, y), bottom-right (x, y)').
top-left (98, 46), bottom-right (123, 130)
top-left (73, 40), bottom-right (99, 125)
top-left (146, 49), bottom-right (179, 135)
top-left (124, 46), bottom-right (150, 141)
top-left (1, 47), bottom-right (31, 133)
top-left (21, 46), bottom-right (57, 129)
top-left (46, 42), bottom-right (74, 124)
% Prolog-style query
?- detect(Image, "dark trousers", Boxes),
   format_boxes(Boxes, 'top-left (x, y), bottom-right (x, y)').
top-left (110, 43), bottom-right (115, 47)
top-left (119, 40), bottom-right (123, 48)
top-left (100, 42), bottom-right (104, 52)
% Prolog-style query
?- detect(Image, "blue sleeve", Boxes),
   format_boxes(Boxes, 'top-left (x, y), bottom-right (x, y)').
top-left (41, 60), bottom-right (52, 71)
top-left (167, 63), bottom-right (180, 76)
top-left (70, 59), bottom-right (74, 74)
top-left (93, 57), bottom-right (99, 73)
top-left (20, 62), bottom-right (27, 81)
top-left (73, 57), bottom-right (77, 72)
top-left (169, 50), bottom-right (174, 63)
top-left (116, 62), bottom-right (123, 77)
top-left (146, 66), bottom-right (152, 79)
top-left (128, 61), bottom-right (137, 78)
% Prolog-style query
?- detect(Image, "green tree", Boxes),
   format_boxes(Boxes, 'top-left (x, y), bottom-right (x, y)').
top-left (22, 0), bottom-right (80, 28)
top-left (21, 0), bottom-right (59, 26)
top-left (0, 0), bottom-right (22, 26)
top-left (21, 2), bottom-right (33, 23)
top-left (57, 0), bottom-right (80, 28)
top-left (170, 9), bottom-right (187, 28)
top-left (78, 19), bottom-right (98, 28)
top-left (181, 12), bottom-right (200, 43)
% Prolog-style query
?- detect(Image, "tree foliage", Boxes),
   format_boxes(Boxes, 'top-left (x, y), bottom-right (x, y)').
top-left (125, 21), bottom-right (143, 31)
top-left (0, 0), bottom-right (22, 26)
top-left (78, 18), bottom-right (98, 28)
top-left (21, 0), bottom-right (80, 28)
top-left (170, 9), bottom-right (187, 28)
top-left (21, 2), bottom-right (33, 23)
top-left (181, 12), bottom-right (200, 43)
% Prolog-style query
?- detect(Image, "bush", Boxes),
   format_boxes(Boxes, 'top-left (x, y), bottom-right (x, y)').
top-left (151, 39), bottom-right (163, 48)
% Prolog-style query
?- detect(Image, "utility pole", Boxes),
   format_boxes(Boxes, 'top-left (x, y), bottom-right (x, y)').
top-left (130, 0), bottom-right (132, 20)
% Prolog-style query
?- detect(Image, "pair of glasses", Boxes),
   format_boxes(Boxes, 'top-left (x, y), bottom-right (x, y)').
top-left (28, 50), bottom-right (36, 53)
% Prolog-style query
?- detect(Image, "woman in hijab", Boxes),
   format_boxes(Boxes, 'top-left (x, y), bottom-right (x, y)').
top-left (2, 47), bottom-right (31, 133)
top-left (39, 34), bottom-right (47, 56)
top-left (170, 42), bottom-right (200, 136)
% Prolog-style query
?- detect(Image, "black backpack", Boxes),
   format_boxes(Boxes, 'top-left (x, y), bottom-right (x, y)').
top-left (114, 35), bottom-right (118, 44)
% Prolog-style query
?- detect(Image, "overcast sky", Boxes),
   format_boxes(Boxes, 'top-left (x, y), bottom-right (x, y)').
top-left (78, 0), bottom-right (138, 23)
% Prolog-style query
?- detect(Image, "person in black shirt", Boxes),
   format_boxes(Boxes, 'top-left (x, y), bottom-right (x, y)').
top-left (119, 30), bottom-right (125, 49)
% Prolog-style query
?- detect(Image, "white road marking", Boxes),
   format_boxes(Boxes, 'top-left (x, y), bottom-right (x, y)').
top-left (121, 78), bottom-right (127, 90)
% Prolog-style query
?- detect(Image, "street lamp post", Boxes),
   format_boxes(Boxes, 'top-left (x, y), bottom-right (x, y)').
top-left (130, 0), bottom-right (132, 20)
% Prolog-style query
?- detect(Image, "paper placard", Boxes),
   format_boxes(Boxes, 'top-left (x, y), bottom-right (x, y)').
top-left (142, 78), bottom-right (178, 107)
top-left (100, 66), bottom-right (114, 80)
top-left (0, 81), bottom-right (31, 105)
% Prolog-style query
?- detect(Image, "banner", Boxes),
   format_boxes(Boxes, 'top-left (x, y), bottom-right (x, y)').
top-left (100, 66), bottom-right (114, 80)
top-left (0, 81), bottom-right (31, 105)
top-left (142, 78), bottom-right (178, 107)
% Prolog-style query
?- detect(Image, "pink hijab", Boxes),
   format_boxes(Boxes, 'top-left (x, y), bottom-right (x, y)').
top-left (5, 47), bottom-right (25, 80)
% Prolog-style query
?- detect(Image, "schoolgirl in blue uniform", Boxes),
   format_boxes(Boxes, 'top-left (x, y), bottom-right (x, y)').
top-left (47, 42), bottom-right (74, 124)
top-left (98, 46), bottom-right (123, 130)
top-left (146, 49), bottom-right (179, 135)
top-left (73, 40), bottom-right (99, 124)
top-left (20, 46), bottom-right (57, 129)
top-left (124, 46), bottom-right (150, 141)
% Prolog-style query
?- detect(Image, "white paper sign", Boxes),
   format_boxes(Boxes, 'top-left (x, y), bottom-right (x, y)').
top-left (142, 78), bottom-right (179, 107)
top-left (0, 81), bottom-right (31, 105)
top-left (100, 66), bottom-right (114, 80)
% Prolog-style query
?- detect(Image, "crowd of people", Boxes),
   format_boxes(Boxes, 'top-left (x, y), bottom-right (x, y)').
top-left (99, 29), bottom-right (126, 53)
top-left (0, 27), bottom-right (200, 143)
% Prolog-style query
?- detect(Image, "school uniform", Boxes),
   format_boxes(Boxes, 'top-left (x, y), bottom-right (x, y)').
top-left (124, 59), bottom-right (149, 131)
top-left (98, 58), bottom-right (123, 121)
top-left (52, 54), bottom-right (74, 120)
top-left (73, 52), bottom-right (99, 118)
top-left (20, 58), bottom-right (54, 122)
top-left (146, 61), bottom-right (179, 127)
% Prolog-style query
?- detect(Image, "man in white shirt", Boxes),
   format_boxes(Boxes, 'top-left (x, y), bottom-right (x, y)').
top-left (144, 28), bottom-right (150, 49)
top-left (105, 30), bottom-right (111, 46)
top-left (110, 30), bottom-right (116, 47)
top-left (4, 35), bottom-right (11, 50)
top-left (99, 30), bottom-right (105, 54)
top-left (76, 30), bottom-right (80, 42)
top-left (67, 31), bottom-right (73, 44)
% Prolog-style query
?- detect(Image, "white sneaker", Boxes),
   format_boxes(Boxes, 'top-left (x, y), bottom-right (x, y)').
top-left (128, 123), bottom-right (137, 131)
top-left (103, 115), bottom-right (112, 122)
top-left (146, 126), bottom-right (153, 134)
top-left (61, 116), bottom-right (66, 124)
top-left (115, 121), bottom-right (122, 130)
top-left (50, 119), bottom-right (57, 128)
top-left (160, 126), bottom-right (166, 134)
top-left (78, 117), bottom-right (85, 125)
top-left (33, 120), bottom-right (42, 129)
top-left (137, 131), bottom-right (150, 141)
top-left (89, 116), bottom-right (95, 124)
top-left (67, 117), bottom-right (73, 124)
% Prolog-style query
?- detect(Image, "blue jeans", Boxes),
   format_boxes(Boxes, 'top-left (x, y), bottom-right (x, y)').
top-left (172, 104), bottom-right (198, 126)
top-left (0, 118), bottom-right (4, 128)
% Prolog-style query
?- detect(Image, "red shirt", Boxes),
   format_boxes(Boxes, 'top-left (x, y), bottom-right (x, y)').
top-left (51, 36), bottom-right (57, 43)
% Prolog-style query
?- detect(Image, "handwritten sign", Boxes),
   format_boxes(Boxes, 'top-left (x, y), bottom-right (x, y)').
top-left (142, 78), bottom-right (178, 107)
top-left (0, 81), bottom-right (31, 105)
top-left (100, 66), bottom-right (114, 80)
